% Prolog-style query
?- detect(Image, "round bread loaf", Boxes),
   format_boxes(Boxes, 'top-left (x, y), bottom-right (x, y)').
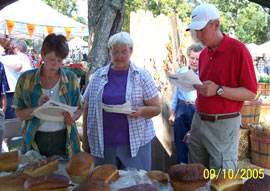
top-left (24, 173), bottom-right (70, 191)
top-left (168, 163), bottom-right (209, 191)
top-left (243, 174), bottom-right (270, 191)
top-left (118, 183), bottom-right (158, 191)
top-left (72, 181), bottom-right (110, 191)
top-left (0, 150), bottom-right (18, 172)
top-left (66, 152), bottom-right (94, 184)
top-left (0, 172), bottom-right (31, 191)
top-left (146, 170), bottom-right (168, 184)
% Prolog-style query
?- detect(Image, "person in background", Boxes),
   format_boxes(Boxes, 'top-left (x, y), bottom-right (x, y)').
top-left (257, 56), bottom-right (265, 74)
top-left (0, 38), bottom-right (21, 119)
top-left (10, 39), bottom-right (33, 73)
top-left (13, 33), bottom-right (82, 158)
top-left (30, 49), bottom-right (39, 68)
top-left (82, 32), bottom-right (161, 171)
top-left (168, 43), bottom-right (203, 164)
top-left (186, 4), bottom-right (257, 172)
top-left (0, 61), bottom-right (9, 153)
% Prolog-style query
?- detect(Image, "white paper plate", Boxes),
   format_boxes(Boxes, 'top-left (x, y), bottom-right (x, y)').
top-left (34, 106), bottom-right (70, 122)
top-left (103, 107), bottom-right (136, 114)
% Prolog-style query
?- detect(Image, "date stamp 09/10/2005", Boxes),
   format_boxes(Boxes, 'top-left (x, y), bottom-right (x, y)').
top-left (203, 168), bottom-right (265, 180)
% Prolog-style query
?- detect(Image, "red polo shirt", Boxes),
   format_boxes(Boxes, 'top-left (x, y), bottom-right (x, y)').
top-left (196, 33), bottom-right (257, 114)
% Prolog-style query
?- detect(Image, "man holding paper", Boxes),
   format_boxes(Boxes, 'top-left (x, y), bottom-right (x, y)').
top-left (169, 43), bottom-right (203, 164)
top-left (186, 4), bottom-right (257, 172)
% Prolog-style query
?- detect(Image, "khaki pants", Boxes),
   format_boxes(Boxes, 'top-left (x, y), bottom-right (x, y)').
top-left (188, 112), bottom-right (241, 173)
top-left (0, 110), bottom-right (5, 153)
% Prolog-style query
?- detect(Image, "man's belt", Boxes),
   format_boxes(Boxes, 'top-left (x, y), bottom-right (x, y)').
top-left (198, 112), bottom-right (240, 122)
top-left (179, 99), bottom-right (195, 105)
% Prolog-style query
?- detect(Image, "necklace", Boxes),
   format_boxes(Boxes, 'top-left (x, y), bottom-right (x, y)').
top-left (48, 90), bottom-right (54, 97)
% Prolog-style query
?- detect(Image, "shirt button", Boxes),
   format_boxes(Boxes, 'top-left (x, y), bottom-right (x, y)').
top-left (210, 57), bottom-right (213, 60)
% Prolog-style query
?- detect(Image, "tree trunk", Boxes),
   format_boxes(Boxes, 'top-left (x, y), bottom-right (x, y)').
top-left (86, 0), bottom-right (125, 83)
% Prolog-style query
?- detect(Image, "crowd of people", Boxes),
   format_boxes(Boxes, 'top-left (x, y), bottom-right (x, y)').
top-left (0, 3), bottom-right (258, 174)
top-left (0, 37), bottom-right (41, 152)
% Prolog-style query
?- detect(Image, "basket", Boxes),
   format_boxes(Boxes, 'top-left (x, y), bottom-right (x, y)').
top-left (258, 83), bottom-right (270, 95)
top-left (250, 127), bottom-right (270, 168)
top-left (240, 101), bottom-right (262, 128)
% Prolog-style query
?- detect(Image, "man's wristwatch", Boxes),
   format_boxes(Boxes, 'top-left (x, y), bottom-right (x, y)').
top-left (216, 85), bottom-right (223, 96)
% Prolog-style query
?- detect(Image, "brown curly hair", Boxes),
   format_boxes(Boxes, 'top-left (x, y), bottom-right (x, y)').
top-left (0, 38), bottom-right (14, 55)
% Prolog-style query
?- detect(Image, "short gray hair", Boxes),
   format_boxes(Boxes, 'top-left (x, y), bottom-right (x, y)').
top-left (187, 43), bottom-right (204, 57)
top-left (108, 32), bottom-right (133, 49)
top-left (11, 39), bottom-right (28, 53)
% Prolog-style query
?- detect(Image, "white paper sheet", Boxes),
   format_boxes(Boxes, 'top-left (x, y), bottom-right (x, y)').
top-left (42, 100), bottom-right (78, 113)
top-left (168, 69), bottom-right (203, 92)
top-left (33, 100), bottom-right (78, 122)
top-left (102, 101), bottom-right (136, 114)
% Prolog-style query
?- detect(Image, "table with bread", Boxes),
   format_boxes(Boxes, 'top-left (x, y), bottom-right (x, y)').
top-left (1, 150), bottom-right (268, 191)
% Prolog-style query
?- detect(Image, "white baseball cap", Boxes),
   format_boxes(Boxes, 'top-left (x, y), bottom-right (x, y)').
top-left (186, 3), bottom-right (220, 31)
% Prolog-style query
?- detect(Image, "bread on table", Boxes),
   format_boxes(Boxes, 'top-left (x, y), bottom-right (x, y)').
top-left (89, 164), bottom-right (120, 184)
top-left (146, 170), bottom-right (168, 185)
top-left (0, 172), bottom-right (31, 191)
top-left (0, 150), bottom-right (19, 172)
top-left (243, 174), bottom-right (270, 191)
top-left (66, 152), bottom-right (94, 184)
top-left (118, 183), bottom-right (158, 191)
top-left (24, 173), bottom-right (70, 191)
top-left (23, 157), bottom-right (58, 177)
top-left (72, 181), bottom-right (110, 191)
top-left (168, 163), bottom-right (209, 191)
top-left (210, 173), bottom-right (243, 191)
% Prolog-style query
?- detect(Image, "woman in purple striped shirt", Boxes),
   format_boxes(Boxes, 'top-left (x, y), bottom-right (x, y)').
top-left (82, 32), bottom-right (161, 171)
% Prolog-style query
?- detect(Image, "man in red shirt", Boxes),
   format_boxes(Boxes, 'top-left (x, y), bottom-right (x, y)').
top-left (186, 4), bottom-right (257, 172)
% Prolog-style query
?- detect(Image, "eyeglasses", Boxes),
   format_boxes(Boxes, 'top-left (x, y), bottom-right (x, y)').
top-left (111, 51), bottom-right (130, 57)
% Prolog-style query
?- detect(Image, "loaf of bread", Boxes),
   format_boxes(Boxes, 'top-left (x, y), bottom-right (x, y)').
top-left (243, 174), bottom-right (270, 191)
top-left (24, 173), bottom-right (70, 191)
top-left (0, 172), bottom-right (31, 191)
top-left (89, 164), bottom-right (120, 184)
top-left (72, 181), bottom-right (110, 191)
top-left (23, 157), bottom-right (58, 177)
top-left (118, 184), bottom-right (158, 191)
top-left (168, 163), bottom-right (209, 191)
top-left (66, 152), bottom-right (94, 184)
top-left (146, 170), bottom-right (168, 185)
top-left (0, 150), bottom-right (18, 172)
top-left (210, 173), bottom-right (243, 191)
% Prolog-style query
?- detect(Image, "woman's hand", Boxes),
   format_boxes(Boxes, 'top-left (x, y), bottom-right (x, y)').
top-left (168, 112), bottom-right (175, 126)
top-left (127, 96), bottom-right (161, 119)
top-left (62, 112), bottom-right (75, 125)
top-left (39, 95), bottom-right (49, 106)
top-left (62, 108), bottom-right (82, 125)
top-left (127, 107), bottom-right (141, 118)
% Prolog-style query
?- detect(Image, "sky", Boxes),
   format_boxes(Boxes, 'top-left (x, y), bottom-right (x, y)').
top-left (77, 0), bottom-right (88, 20)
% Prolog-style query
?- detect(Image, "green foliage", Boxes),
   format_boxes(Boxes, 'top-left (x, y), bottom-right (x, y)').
top-left (42, 0), bottom-right (86, 25)
top-left (61, 66), bottom-right (85, 77)
top-left (123, 0), bottom-right (145, 32)
top-left (124, 0), bottom-right (270, 44)
top-left (42, 0), bottom-right (78, 17)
